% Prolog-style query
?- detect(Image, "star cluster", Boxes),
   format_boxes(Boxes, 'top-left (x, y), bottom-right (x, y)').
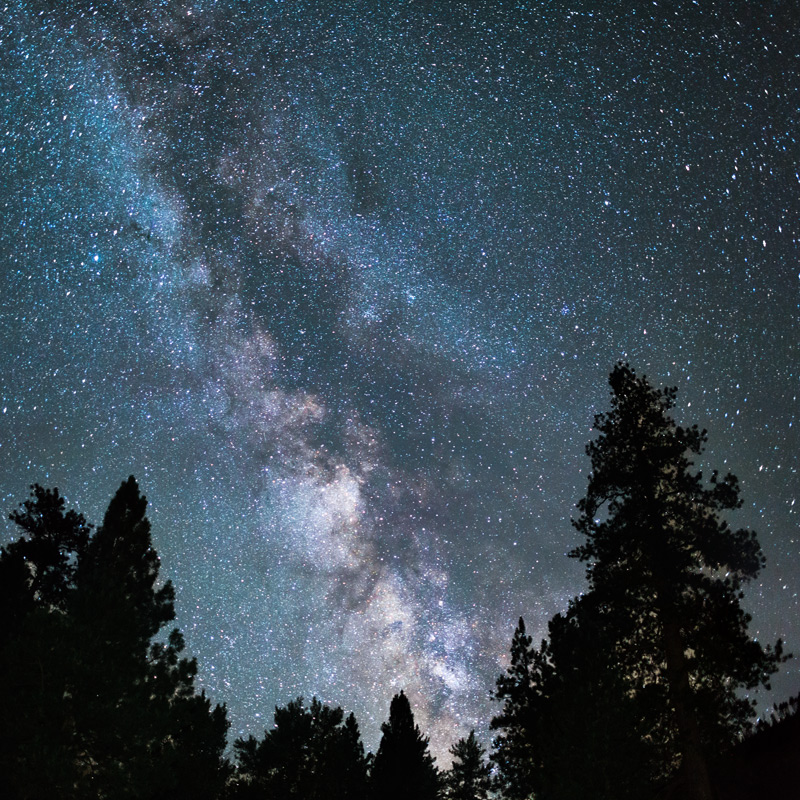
top-left (1, 0), bottom-right (798, 758)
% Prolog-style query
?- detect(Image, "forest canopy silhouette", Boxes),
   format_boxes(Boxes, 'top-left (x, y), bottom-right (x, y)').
top-left (0, 365), bottom-right (796, 799)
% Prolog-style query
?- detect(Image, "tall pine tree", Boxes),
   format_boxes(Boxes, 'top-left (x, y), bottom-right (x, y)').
top-left (490, 618), bottom-right (540, 800)
top-left (76, 477), bottom-right (229, 799)
top-left (570, 364), bottom-right (783, 798)
top-left (492, 364), bottom-right (785, 800)
top-left (370, 691), bottom-right (440, 800)
top-left (444, 731), bottom-right (491, 800)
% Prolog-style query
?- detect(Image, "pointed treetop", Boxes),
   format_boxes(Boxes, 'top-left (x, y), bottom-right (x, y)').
top-left (101, 475), bottom-right (149, 533)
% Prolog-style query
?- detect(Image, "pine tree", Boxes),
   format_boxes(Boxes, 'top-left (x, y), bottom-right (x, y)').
top-left (491, 364), bottom-right (786, 800)
top-left (4, 484), bottom-right (90, 613)
top-left (569, 363), bottom-right (784, 798)
top-left (338, 711), bottom-right (371, 800)
top-left (490, 618), bottom-right (540, 800)
top-left (444, 731), bottom-right (490, 800)
top-left (68, 476), bottom-right (181, 796)
top-left (232, 696), bottom-right (369, 800)
top-left (491, 604), bottom-right (657, 800)
top-left (370, 690), bottom-right (440, 800)
top-left (0, 486), bottom-right (91, 798)
top-left (77, 475), bottom-right (175, 651)
top-left (73, 476), bottom-right (229, 798)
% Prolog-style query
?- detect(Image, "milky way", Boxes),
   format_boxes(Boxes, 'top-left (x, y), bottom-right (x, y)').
top-left (1, 0), bottom-right (798, 759)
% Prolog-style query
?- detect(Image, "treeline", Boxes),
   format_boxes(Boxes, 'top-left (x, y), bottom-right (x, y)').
top-left (0, 477), bottom-right (228, 800)
top-left (1, 364), bottom-right (796, 799)
top-left (0, 475), bottom-right (486, 800)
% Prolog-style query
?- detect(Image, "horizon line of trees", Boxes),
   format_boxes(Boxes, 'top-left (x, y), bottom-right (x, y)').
top-left (1, 363), bottom-right (796, 799)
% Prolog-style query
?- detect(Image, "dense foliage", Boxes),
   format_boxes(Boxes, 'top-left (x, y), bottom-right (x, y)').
top-left (0, 478), bottom-right (229, 800)
top-left (231, 696), bottom-right (369, 800)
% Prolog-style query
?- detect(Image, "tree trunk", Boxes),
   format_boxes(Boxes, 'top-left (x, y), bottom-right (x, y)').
top-left (662, 619), bottom-right (715, 800)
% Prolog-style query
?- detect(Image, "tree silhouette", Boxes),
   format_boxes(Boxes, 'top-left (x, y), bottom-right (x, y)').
top-left (490, 618), bottom-right (540, 800)
top-left (78, 475), bottom-right (175, 649)
top-left (0, 477), bottom-right (229, 799)
top-left (0, 485), bottom-right (92, 798)
top-left (233, 696), bottom-right (369, 800)
top-left (370, 690), bottom-right (440, 800)
top-left (492, 364), bottom-right (785, 800)
top-left (570, 364), bottom-right (784, 797)
top-left (5, 485), bottom-right (91, 612)
top-left (444, 730), bottom-right (490, 800)
top-left (492, 605), bottom-right (657, 800)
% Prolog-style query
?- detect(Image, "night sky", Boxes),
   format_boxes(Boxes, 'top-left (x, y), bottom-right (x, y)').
top-left (1, 0), bottom-right (798, 760)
